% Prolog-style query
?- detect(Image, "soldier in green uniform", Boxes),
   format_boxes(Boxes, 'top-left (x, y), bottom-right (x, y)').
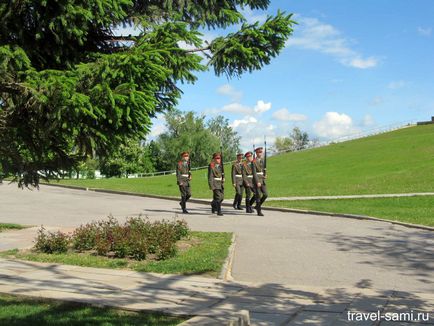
top-left (242, 151), bottom-right (255, 213)
top-left (176, 151), bottom-right (191, 214)
top-left (231, 152), bottom-right (244, 210)
top-left (208, 152), bottom-right (224, 216)
top-left (250, 147), bottom-right (268, 216)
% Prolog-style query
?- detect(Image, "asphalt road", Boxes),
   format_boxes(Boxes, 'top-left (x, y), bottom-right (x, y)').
top-left (1, 183), bottom-right (433, 293)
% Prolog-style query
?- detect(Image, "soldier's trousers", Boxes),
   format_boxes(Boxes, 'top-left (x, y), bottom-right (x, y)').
top-left (233, 183), bottom-right (244, 206)
top-left (245, 186), bottom-right (253, 207)
top-left (179, 185), bottom-right (191, 204)
top-left (234, 183), bottom-right (244, 196)
top-left (212, 188), bottom-right (224, 203)
top-left (211, 188), bottom-right (224, 212)
top-left (251, 183), bottom-right (268, 208)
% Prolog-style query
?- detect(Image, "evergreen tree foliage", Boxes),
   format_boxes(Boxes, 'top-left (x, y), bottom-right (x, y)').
top-left (0, 0), bottom-right (295, 187)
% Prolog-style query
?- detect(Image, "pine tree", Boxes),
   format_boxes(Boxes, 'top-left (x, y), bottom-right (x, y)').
top-left (0, 0), bottom-right (295, 187)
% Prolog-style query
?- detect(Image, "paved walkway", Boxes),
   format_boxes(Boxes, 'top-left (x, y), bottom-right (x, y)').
top-left (268, 192), bottom-right (434, 201)
top-left (1, 184), bottom-right (433, 293)
top-left (1, 259), bottom-right (433, 325)
top-left (1, 184), bottom-right (434, 324)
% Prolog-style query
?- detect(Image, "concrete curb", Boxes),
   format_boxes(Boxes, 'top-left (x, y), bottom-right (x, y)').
top-left (219, 233), bottom-right (236, 281)
top-left (41, 183), bottom-right (434, 232)
top-left (261, 206), bottom-right (434, 232)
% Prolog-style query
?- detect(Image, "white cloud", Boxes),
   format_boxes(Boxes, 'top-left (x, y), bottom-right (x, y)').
top-left (362, 114), bottom-right (375, 127)
top-left (313, 112), bottom-right (359, 138)
top-left (254, 100), bottom-right (272, 113)
top-left (272, 108), bottom-right (308, 122)
top-left (418, 26), bottom-right (432, 37)
top-left (230, 116), bottom-right (258, 128)
top-left (221, 103), bottom-right (252, 114)
top-left (346, 57), bottom-right (378, 69)
top-left (217, 84), bottom-right (243, 102)
top-left (286, 16), bottom-right (379, 69)
top-left (219, 100), bottom-right (271, 116)
top-left (388, 80), bottom-right (407, 89)
top-left (229, 115), bottom-right (277, 149)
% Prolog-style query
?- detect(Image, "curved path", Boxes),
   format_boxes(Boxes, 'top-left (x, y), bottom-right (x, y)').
top-left (0, 184), bottom-right (433, 294)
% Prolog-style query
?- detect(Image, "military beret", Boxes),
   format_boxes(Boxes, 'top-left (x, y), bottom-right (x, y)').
top-left (213, 152), bottom-right (221, 159)
top-left (236, 152), bottom-right (244, 157)
top-left (244, 151), bottom-right (253, 158)
top-left (181, 151), bottom-right (189, 157)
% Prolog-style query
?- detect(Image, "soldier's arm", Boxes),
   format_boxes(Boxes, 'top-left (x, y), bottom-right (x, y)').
top-left (241, 164), bottom-right (249, 187)
top-left (176, 163), bottom-right (182, 185)
top-left (208, 165), bottom-right (213, 190)
top-left (252, 162), bottom-right (260, 186)
top-left (231, 164), bottom-right (236, 185)
top-left (187, 161), bottom-right (192, 180)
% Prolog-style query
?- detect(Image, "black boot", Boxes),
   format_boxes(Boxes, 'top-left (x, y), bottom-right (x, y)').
top-left (217, 202), bottom-right (224, 216)
top-left (236, 195), bottom-right (243, 210)
top-left (257, 206), bottom-right (264, 216)
top-left (246, 198), bottom-right (253, 213)
top-left (211, 200), bottom-right (216, 214)
top-left (232, 194), bottom-right (238, 210)
top-left (249, 196), bottom-right (256, 208)
top-left (180, 200), bottom-right (189, 214)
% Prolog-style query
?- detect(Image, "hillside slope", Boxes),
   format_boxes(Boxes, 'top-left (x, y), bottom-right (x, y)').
top-left (57, 125), bottom-right (434, 198)
top-left (268, 124), bottom-right (434, 196)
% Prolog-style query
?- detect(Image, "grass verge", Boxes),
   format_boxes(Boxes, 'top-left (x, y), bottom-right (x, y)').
top-left (52, 125), bottom-right (434, 197)
top-left (0, 231), bottom-right (233, 277)
top-left (0, 223), bottom-right (27, 232)
top-left (266, 196), bottom-right (434, 227)
top-left (0, 293), bottom-right (185, 326)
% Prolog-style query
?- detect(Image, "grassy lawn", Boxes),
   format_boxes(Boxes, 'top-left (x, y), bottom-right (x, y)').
top-left (52, 125), bottom-right (434, 198)
top-left (267, 196), bottom-right (434, 227)
top-left (0, 293), bottom-right (185, 326)
top-left (0, 232), bottom-right (233, 277)
top-left (0, 223), bottom-right (26, 232)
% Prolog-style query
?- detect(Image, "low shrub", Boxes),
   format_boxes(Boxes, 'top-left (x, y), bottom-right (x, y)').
top-left (71, 222), bottom-right (98, 251)
top-left (173, 220), bottom-right (190, 241)
top-left (34, 227), bottom-right (69, 254)
top-left (34, 217), bottom-right (190, 261)
top-left (127, 217), bottom-right (152, 260)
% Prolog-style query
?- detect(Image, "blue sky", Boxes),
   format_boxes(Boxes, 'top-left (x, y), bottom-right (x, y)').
top-left (149, 0), bottom-right (434, 149)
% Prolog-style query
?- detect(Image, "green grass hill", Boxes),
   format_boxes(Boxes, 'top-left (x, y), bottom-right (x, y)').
top-left (56, 124), bottom-right (434, 198)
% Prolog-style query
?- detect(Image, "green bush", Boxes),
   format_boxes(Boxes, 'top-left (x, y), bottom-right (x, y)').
top-left (173, 219), bottom-right (189, 241)
top-left (94, 216), bottom-right (119, 256)
top-left (71, 222), bottom-right (98, 251)
top-left (126, 217), bottom-right (152, 260)
top-left (34, 217), bottom-right (190, 261)
top-left (34, 227), bottom-right (69, 254)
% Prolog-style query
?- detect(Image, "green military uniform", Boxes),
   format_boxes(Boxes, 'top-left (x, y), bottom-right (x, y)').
top-left (208, 153), bottom-right (224, 216)
top-left (241, 152), bottom-right (255, 213)
top-left (251, 148), bottom-right (268, 216)
top-left (231, 153), bottom-right (244, 210)
top-left (176, 152), bottom-right (191, 214)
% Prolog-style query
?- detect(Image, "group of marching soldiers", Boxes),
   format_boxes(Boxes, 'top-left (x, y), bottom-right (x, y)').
top-left (176, 147), bottom-right (268, 216)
